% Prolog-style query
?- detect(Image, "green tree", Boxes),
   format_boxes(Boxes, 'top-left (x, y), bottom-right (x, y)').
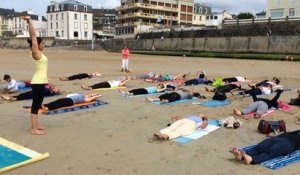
top-left (237, 12), bottom-right (253, 19)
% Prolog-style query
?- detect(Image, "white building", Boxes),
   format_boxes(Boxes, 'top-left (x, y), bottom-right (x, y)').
top-left (47, 0), bottom-right (93, 40)
top-left (205, 11), bottom-right (232, 28)
top-left (13, 10), bottom-right (47, 38)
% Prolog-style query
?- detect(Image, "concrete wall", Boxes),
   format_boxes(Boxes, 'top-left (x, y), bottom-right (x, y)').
top-left (103, 35), bottom-right (300, 54)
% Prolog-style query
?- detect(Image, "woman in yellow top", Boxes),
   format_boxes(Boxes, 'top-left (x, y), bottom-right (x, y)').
top-left (21, 16), bottom-right (48, 135)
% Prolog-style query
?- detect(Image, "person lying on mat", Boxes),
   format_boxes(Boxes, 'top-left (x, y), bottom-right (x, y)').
top-left (222, 76), bottom-right (251, 84)
top-left (237, 86), bottom-right (272, 97)
top-left (153, 114), bottom-right (208, 140)
top-left (288, 89), bottom-right (300, 106)
top-left (230, 130), bottom-right (300, 165)
top-left (233, 87), bottom-right (283, 118)
top-left (131, 72), bottom-right (158, 80)
top-left (1, 85), bottom-right (60, 101)
top-left (0, 74), bottom-right (18, 93)
top-left (42, 93), bottom-right (102, 111)
top-left (205, 83), bottom-right (242, 96)
top-left (178, 70), bottom-right (211, 86)
top-left (119, 83), bottom-right (175, 97)
top-left (145, 86), bottom-right (205, 104)
top-left (59, 72), bottom-right (102, 81)
top-left (145, 73), bottom-right (183, 83)
top-left (81, 76), bottom-right (130, 90)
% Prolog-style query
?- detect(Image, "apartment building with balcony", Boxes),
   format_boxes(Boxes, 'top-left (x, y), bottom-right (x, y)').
top-left (0, 8), bottom-right (16, 37)
top-left (47, 0), bottom-right (93, 40)
top-left (193, 3), bottom-right (211, 26)
top-left (266, 0), bottom-right (300, 18)
top-left (116, 0), bottom-right (194, 37)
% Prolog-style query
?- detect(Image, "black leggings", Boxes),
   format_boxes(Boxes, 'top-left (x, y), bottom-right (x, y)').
top-left (31, 84), bottom-right (46, 114)
top-left (184, 79), bottom-right (199, 86)
top-left (159, 92), bottom-right (180, 102)
top-left (44, 98), bottom-right (74, 111)
top-left (14, 88), bottom-right (53, 101)
top-left (222, 77), bottom-right (238, 83)
top-left (68, 73), bottom-right (90, 80)
top-left (129, 88), bottom-right (148, 95)
top-left (90, 82), bottom-right (111, 89)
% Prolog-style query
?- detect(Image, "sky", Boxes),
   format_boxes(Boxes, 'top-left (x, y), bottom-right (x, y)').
top-left (0, 0), bottom-right (267, 16)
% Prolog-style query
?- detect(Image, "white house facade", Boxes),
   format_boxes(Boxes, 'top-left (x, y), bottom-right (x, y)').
top-left (47, 0), bottom-right (93, 40)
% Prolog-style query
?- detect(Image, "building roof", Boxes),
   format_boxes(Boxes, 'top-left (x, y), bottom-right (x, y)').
top-left (0, 8), bottom-right (17, 17)
top-left (59, 0), bottom-right (91, 7)
top-left (17, 11), bottom-right (47, 21)
top-left (256, 11), bottom-right (266, 16)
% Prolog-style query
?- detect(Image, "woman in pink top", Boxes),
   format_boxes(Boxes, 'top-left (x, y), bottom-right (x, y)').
top-left (121, 46), bottom-right (130, 72)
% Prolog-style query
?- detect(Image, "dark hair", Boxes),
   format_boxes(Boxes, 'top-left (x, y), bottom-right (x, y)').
top-left (273, 77), bottom-right (280, 85)
top-left (3, 74), bottom-right (10, 80)
top-left (193, 92), bottom-right (201, 97)
top-left (27, 37), bottom-right (43, 48)
top-left (199, 73), bottom-right (205, 79)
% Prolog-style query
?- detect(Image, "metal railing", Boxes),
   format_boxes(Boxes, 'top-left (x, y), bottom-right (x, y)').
top-left (224, 16), bottom-right (300, 25)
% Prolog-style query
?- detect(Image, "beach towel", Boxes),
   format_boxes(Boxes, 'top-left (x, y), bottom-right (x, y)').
top-left (168, 120), bottom-right (220, 144)
top-left (239, 144), bottom-right (300, 170)
top-left (23, 100), bottom-right (108, 115)
top-left (0, 137), bottom-right (49, 173)
top-left (151, 97), bottom-right (198, 105)
top-left (194, 100), bottom-right (231, 108)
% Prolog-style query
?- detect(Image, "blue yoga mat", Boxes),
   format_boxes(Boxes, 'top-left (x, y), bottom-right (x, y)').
top-left (151, 97), bottom-right (198, 105)
top-left (0, 145), bottom-right (30, 168)
top-left (198, 100), bottom-right (230, 108)
top-left (239, 145), bottom-right (300, 169)
top-left (18, 87), bottom-right (32, 92)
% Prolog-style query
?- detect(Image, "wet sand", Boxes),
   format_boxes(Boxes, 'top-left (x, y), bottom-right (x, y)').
top-left (0, 48), bottom-right (300, 175)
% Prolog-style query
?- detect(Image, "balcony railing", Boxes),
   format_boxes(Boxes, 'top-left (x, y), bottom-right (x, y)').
top-left (116, 22), bottom-right (158, 27)
top-left (116, 3), bottom-right (178, 12)
top-left (116, 12), bottom-right (178, 21)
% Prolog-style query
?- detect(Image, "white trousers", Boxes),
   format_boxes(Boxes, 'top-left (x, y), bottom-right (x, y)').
top-left (122, 59), bottom-right (129, 70)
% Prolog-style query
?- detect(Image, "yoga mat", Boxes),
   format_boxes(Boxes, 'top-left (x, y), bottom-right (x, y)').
top-left (23, 100), bottom-right (108, 115)
top-left (94, 86), bottom-right (126, 91)
top-left (244, 108), bottom-right (275, 118)
top-left (17, 87), bottom-right (32, 92)
top-left (0, 137), bottom-right (49, 173)
top-left (151, 97), bottom-right (198, 105)
top-left (194, 100), bottom-right (231, 108)
top-left (239, 144), bottom-right (300, 170)
top-left (160, 119), bottom-right (220, 144)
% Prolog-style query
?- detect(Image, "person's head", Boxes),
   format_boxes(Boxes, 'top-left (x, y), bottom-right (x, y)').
top-left (197, 114), bottom-right (208, 129)
top-left (124, 45), bottom-right (128, 49)
top-left (272, 77), bottom-right (280, 85)
top-left (27, 37), bottom-right (44, 50)
top-left (3, 74), bottom-right (11, 82)
top-left (157, 83), bottom-right (165, 89)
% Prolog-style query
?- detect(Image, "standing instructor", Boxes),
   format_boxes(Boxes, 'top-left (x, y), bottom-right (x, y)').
top-left (22, 16), bottom-right (48, 135)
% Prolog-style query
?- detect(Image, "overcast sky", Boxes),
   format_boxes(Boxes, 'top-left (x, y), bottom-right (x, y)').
top-left (1, 0), bottom-right (266, 16)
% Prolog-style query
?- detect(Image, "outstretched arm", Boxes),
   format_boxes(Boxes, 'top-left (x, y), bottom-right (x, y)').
top-left (271, 89), bottom-right (283, 102)
top-left (21, 16), bottom-right (41, 60)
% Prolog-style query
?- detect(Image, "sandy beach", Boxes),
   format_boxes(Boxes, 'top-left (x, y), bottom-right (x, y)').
top-left (0, 48), bottom-right (300, 175)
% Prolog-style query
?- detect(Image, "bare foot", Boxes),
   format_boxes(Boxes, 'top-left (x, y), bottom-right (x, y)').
top-left (231, 147), bottom-right (242, 161)
top-left (233, 108), bottom-right (242, 116)
top-left (296, 117), bottom-right (300, 124)
top-left (1, 95), bottom-right (11, 101)
top-left (31, 129), bottom-right (46, 135)
top-left (254, 113), bottom-right (263, 119)
top-left (241, 151), bottom-right (253, 165)
top-left (59, 77), bottom-right (68, 81)
top-left (145, 96), bottom-right (153, 102)
top-left (205, 87), bottom-right (209, 92)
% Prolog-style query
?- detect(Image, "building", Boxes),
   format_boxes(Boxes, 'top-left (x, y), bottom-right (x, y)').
top-left (266, 0), bottom-right (300, 18)
top-left (0, 8), bottom-right (16, 37)
top-left (193, 3), bottom-right (211, 26)
top-left (256, 11), bottom-right (266, 19)
top-left (205, 10), bottom-right (232, 28)
top-left (47, 0), bottom-right (93, 40)
top-left (13, 10), bottom-right (47, 38)
top-left (93, 8), bottom-right (116, 40)
top-left (116, 0), bottom-right (194, 37)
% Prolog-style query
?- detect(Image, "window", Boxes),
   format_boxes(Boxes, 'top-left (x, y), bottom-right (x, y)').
top-left (274, 0), bottom-right (280, 8)
top-left (214, 16), bottom-right (218, 20)
top-left (56, 31), bottom-right (59, 37)
top-left (206, 16), bottom-right (209, 20)
top-left (61, 30), bottom-right (64, 37)
top-left (50, 22), bottom-right (53, 29)
top-left (205, 8), bottom-right (208, 14)
top-left (56, 22), bottom-right (58, 29)
top-left (84, 23), bottom-right (88, 29)
top-left (50, 14), bottom-right (53, 20)
top-left (271, 9), bottom-right (284, 17)
top-left (181, 5), bottom-right (186, 12)
top-left (19, 24), bottom-right (21, 28)
top-left (199, 16), bottom-right (202, 21)
top-left (74, 5), bottom-right (78, 11)
top-left (84, 31), bottom-right (88, 38)
top-left (84, 6), bottom-right (87, 12)
top-left (74, 31), bottom-right (78, 37)
top-left (199, 7), bottom-right (202, 13)
top-left (84, 14), bottom-right (87, 21)
top-left (50, 6), bottom-right (53, 12)
top-left (289, 8), bottom-right (295, 16)
top-left (74, 14), bottom-right (78, 20)
top-left (74, 22), bottom-right (78, 29)
top-left (210, 15), bottom-right (213, 20)
top-left (61, 4), bottom-right (64, 10)
top-left (194, 16), bottom-right (196, 20)
top-left (61, 13), bottom-right (64, 20)
top-left (56, 14), bottom-right (58, 20)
